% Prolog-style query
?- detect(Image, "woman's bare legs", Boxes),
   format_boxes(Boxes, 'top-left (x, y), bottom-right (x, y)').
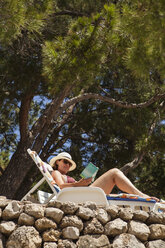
top-left (90, 168), bottom-right (149, 197)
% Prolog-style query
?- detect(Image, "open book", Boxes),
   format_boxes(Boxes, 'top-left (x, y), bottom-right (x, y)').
top-left (80, 162), bottom-right (99, 182)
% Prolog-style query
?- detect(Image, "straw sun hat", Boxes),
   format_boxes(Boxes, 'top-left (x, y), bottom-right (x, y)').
top-left (49, 152), bottom-right (76, 171)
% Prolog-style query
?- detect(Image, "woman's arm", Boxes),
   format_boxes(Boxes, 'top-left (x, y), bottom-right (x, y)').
top-left (52, 170), bottom-right (92, 189)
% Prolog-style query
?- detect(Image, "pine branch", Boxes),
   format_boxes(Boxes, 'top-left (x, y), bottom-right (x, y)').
top-left (120, 103), bottom-right (162, 175)
top-left (19, 92), bottom-right (34, 142)
top-left (59, 92), bottom-right (165, 113)
top-left (41, 102), bottom-right (76, 159)
top-left (30, 88), bottom-right (164, 153)
top-left (0, 166), bottom-right (4, 174)
top-left (30, 84), bottom-right (73, 145)
top-left (120, 151), bottom-right (145, 175)
top-left (54, 10), bottom-right (89, 17)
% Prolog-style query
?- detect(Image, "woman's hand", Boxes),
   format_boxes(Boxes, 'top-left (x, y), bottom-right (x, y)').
top-left (75, 177), bottom-right (92, 187)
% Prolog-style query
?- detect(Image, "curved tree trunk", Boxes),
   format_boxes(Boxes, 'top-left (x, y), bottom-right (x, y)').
top-left (0, 85), bottom-right (73, 199)
top-left (0, 142), bottom-right (33, 199)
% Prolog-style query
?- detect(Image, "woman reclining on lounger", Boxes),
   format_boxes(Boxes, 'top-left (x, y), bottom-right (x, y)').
top-left (50, 152), bottom-right (158, 201)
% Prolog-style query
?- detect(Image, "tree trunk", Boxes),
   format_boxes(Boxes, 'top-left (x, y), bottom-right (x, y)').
top-left (15, 164), bottom-right (41, 200)
top-left (0, 86), bottom-right (73, 199)
top-left (0, 142), bottom-right (33, 199)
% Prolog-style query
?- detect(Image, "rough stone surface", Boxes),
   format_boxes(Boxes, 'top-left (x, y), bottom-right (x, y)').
top-left (83, 217), bottom-right (104, 234)
top-left (45, 207), bottom-right (64, 223)
top-left (96, 208), bottom-right (110, 224)
top-left (113, 233), bottom-right (145, 248)
top-left (42, 228), bottom-right (61, 242)
top-left (62, 226), bottom-right (80, 239)
top-left (133, 210), bottom-right (149, 222)
top-left (6, 225), bottom-right (42, 248)
top-left (149, 224), bottom-right (165, 240)
top-left (147, 211), bottom-right (164, 224)
top-left (104, 218), bottom-right (128, 236)
top-left (128, 220), bottom-right (150, 241)
top-left (119, 207), bottom-right (133, 221)
top-left (77, 234), bottom-right (111, 248)
top-left (106, 205), bottom-right (119, 219)
top-left (35, 217), bottom-right (57, 231)
top-left (58, 239), bottom-right (77, 248)
top-left (81, 202), bottom-right (97, 210)
top-left (24, 203), bottom-right (45, 219)
top-left (2, 201), bottom-right (22, 220)
top-left (0, 221), bottom-right (16, 235)
top-left (18, 212), bottom-right (35, 225)
top-left (146, 239), bottom-right (165, 248)
top-left (43, 242), bottom-right (57, 248)
top-left (0, 197), bottom-right (11, 208)
top-left (47, 200), bottom-right (63, 209)
top-left (60, 215), bottom-right (83, 231)
top-left (60, 201), bottom-right (78, 214)
top-left (76, 206), bottom-right (95, 220)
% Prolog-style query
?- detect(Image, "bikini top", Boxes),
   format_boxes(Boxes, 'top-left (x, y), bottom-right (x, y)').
top-left (63, 175), bottom-right (76, 183)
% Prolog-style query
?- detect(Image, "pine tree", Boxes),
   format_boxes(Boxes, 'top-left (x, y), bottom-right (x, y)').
top-left (0, 0), bottom-right (164, 199)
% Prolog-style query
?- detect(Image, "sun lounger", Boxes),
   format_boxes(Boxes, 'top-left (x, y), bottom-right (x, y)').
top-left (21, 149), bottom-right (163, 212)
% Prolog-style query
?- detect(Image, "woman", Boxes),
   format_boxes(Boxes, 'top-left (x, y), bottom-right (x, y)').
top-left (50, 152), bottom-right (158, 200)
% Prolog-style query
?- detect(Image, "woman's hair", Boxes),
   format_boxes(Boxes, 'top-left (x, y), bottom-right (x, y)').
top-left (53, 159), bottom-right (61, 170)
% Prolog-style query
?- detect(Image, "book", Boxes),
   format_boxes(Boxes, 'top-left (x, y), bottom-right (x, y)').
top-left (80, 162), bottom-right (99, 182)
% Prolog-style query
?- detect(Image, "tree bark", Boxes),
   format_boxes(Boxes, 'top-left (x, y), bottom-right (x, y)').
top-left (0, 142), bottom-right (32, 199)
top-left (15, 107), bottom-right (75, 199)
top-left (14, 162), bottom-right (41, 200)
top-left (120, 151), bottom-right (145, 175)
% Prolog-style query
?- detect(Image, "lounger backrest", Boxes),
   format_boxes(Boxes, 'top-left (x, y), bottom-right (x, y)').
top-left (27, 149), bottom-right (57, 193)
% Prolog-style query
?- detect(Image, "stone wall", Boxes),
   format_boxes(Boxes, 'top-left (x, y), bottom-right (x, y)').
top-left (0, 196), bottom-right (165, 248)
